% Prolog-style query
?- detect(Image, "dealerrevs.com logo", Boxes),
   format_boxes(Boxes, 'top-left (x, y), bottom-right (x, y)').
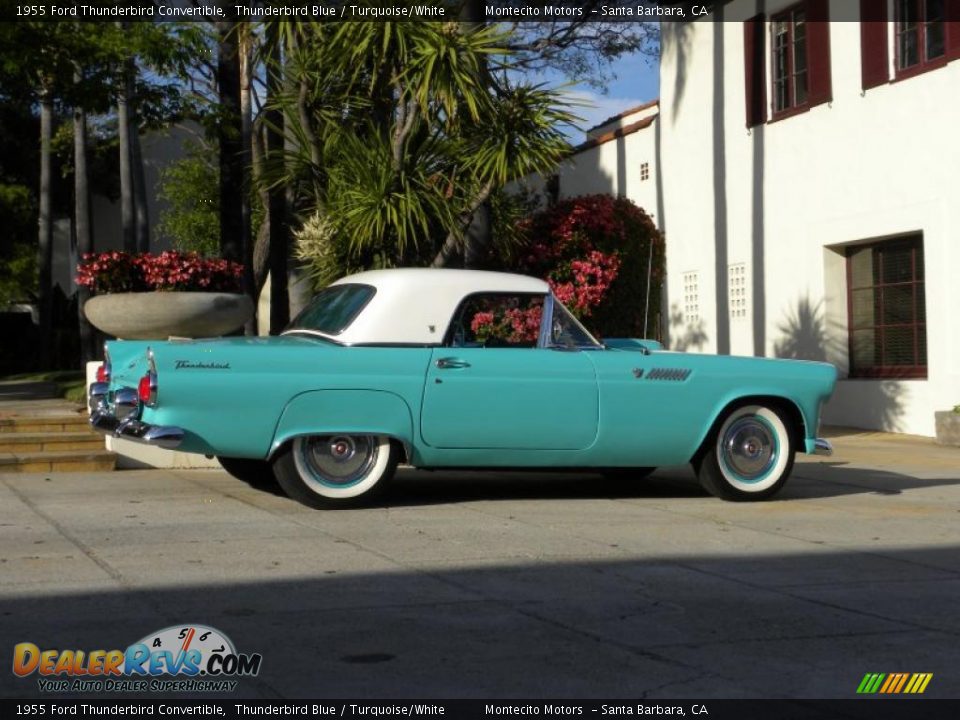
top-left (13, 624), bottom-right (262, 693)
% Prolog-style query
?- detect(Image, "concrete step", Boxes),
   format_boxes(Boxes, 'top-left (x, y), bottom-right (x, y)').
top-left (0, 431), bottom-right (106, 453)
top-left (0, 449), bottom-right (116, 473)
top-left (0, 414), bottom-right (90, 434)
top-left (0, 381), bottom-right (59, 400)
top-left (0, 398), bottom-right (115, 472)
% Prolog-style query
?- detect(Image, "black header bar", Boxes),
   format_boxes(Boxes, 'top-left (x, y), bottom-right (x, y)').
top-left (3, 699), bottom-right (960, 719)
top-left (5, 1), bottom-right (952, 24)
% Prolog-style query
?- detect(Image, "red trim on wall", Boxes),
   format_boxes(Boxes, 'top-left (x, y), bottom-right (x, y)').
top-left (573, 115), bottom-right (657, 154)
top-left (744, 14), bottom-right (767, 127)
top-left (860, 0), bottom-right (890, 89)
top-left (947, 0), bottom-right (960, 60)
top-left (807, 0), bottom-right (833, 107)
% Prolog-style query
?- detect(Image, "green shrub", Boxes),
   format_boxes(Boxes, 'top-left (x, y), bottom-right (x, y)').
top-left (156, 142), bottom-right (219, 255)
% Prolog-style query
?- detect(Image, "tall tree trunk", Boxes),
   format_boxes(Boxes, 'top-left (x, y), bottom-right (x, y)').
top-left (268, 21), bottom-right (289, 334)
top-left (37, 86), bottom-right (54, 370)
top-left (74, 67), bottom-right (95, 364)
top-left (216, 17), bottom-right (243, 264)
top-left (131, 114), bottom-right (149, 253)
top-left (459, 0), bottom-right (492, 268)
top-left (250, 113), bottom-right (271, 294)
top-left (116, 22), bottom-right (135, 253)
top-left (431, 180), bottom-right (494, 268)
top-left (239, 26), bottom-right (256, 334)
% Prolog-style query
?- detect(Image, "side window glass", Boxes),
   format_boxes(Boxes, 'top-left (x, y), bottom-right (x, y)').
top-left (449, 294), bottom-right (544, 348)
top-left (550, 302), bottom-right (600, 349)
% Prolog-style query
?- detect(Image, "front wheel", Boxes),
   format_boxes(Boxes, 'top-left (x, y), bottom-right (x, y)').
top-left (695, 404), bottom-right (795, 501)
top-left (272, 434), bottom-right (398, 508)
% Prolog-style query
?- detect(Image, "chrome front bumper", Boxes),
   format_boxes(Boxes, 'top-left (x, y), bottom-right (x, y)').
top-left (89, 384), bottom-right (184, 450)
top-left (813, 438), bottom-right (833, 456)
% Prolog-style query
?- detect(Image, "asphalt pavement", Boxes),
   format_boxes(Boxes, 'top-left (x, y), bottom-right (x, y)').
top-left (1, 428), bottom-right (958, 700)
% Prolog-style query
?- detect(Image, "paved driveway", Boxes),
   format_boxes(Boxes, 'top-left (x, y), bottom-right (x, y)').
top-left (1, 430), bottom-right (958, 699)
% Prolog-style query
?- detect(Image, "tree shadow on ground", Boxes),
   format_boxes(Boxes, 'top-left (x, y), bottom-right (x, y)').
top-left (3, 545), bottom-right (960, 699)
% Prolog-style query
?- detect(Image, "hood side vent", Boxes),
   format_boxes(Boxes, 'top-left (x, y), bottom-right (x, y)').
top-left (647, 367), bottom-right (692, 381)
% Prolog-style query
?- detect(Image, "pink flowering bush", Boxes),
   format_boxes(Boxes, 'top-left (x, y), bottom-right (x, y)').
top-left (471, 304), bottom-right (543, 345)
top-left (512, 195), bottom-right (665, 339)
top-left (76, 251), bottom-right (244, 295)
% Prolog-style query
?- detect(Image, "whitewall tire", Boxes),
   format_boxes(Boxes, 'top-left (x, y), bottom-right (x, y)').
top-left (696, 404), bottom-right (795, 501)
top-left (272, 434), bottom-right (398, 508)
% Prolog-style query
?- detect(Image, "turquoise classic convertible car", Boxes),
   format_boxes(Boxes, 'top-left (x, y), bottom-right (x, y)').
top-left (89, 269), bottom-right (836, 508)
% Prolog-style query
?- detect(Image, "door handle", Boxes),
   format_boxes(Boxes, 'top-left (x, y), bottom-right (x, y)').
top-left (436, 357), bottom-right (471, 369)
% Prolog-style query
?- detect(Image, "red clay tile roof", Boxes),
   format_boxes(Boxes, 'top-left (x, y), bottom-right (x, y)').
top-left (574, 113), bottom-right (657, 154)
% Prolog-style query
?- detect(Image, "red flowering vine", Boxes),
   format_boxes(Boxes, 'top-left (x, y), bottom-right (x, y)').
top-left (76, 251), bottom-right (244, 295)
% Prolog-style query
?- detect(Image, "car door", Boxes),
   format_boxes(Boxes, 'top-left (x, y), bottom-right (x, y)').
top-left (419, 293), bottom-right (599, 450)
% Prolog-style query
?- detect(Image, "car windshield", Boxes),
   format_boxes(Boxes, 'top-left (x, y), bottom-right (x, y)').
top-left (285, 283), bottom-right (375, 336)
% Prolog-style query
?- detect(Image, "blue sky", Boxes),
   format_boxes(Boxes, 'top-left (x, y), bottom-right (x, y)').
top-left (557, 50), bottom-right (660, 139)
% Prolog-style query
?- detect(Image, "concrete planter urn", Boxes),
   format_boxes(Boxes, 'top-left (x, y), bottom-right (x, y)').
top-left (934, 411), bottom-right (960, 447)
top-left (84, 292), bottom-right (254, 340)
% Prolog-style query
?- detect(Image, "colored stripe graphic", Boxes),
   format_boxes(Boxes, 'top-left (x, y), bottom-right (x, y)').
top-left (857, 673), bottom-right (932, 694)
top-left (857, 673), bottom-right (885, 694)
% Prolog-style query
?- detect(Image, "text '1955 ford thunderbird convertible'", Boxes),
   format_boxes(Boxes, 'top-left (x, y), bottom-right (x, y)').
top-left (89, 268), bottom-right (836, 508)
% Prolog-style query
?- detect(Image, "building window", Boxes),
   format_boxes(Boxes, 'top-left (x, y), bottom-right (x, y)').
top-left (744, 0), bottom-right (830, 127)
top-left (640, 162), bottom-right (650, 181)
top-left (772, 6), bottom-right (808, 113)
top-left (846, 237), bottom-right (926, 378)
top-left (896, 0), bottom-right (945, 73)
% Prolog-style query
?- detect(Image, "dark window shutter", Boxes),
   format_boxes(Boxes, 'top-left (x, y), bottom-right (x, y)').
top-left (947, 0), bottom-right (960, 61)
top-left (744, 14), bottom-right (766, 127)
top-left (807, 0), bottom-right (833, 106)
top-left (860, 0), bottom-right (890, 89)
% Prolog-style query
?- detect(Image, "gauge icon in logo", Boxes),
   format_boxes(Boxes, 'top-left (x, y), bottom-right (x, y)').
top-left (128, 624), bottom-right (238, 676)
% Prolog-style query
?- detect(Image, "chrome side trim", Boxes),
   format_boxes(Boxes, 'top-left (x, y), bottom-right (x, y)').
top-left (813, 438), bottom-right (833, 456)
top-left (537, 293), bottom-right (555, 349)
top-left (143, 347), bottom-right (158, 406)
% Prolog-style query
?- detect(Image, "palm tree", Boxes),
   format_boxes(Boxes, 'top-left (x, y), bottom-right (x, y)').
top-left (275, 21), bottom-right (575, 280)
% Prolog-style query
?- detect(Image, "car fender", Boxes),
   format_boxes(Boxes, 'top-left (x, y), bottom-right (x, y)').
top-left (690, 389), bottom-right (812, 461)
top-left (269, 389), bottom-right (415, 459)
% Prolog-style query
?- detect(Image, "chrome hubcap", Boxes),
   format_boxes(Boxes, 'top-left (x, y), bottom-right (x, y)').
top-left (299, 435), bottom-right (378, 487)
top-left (721, 417), bottom-right (777, 482)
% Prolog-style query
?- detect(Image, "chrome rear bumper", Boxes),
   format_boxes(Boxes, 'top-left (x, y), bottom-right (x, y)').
top-left (90, 410), bottom-right (184, 450)
top-left (813, 438), bottom-right (833, 456)
top-left (89, 384), bottom-right (184, 450)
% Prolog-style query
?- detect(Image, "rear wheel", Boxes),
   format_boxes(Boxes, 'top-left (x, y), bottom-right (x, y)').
top-left (272, 434), bottom-right (398, 508)
top-left (695, 404), bottom-right (795, 501)
top-left (217, 456), bottom-right (275, 487)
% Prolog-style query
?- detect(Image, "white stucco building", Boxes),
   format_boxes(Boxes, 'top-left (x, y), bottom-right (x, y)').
top-left (549, 1), bottom-right (959, 437)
